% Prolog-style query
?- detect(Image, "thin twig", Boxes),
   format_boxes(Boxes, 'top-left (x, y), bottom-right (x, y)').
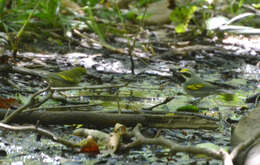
top-left (1, 86), bottom-right (50, 123)
top-left (0, 123), bottom-right (80, 148)
top-left (33, 88), bottom-right (54, 108)
top-left (24, 104), bottom-right (93, 112)
top-left (51, 83), bottom-right (127, 91)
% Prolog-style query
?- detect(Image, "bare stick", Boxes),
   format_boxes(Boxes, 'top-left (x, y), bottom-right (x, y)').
top-left (0, 123), bottom-right (79, 148)
top-left (122, 124), bottom-right (233, 164)
top-left (1, 86), bottom-right (50, 123)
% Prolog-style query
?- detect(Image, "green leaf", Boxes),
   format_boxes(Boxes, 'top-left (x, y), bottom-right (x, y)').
top-left (0, 0), bottom-right (6, 15)
top-left (125, 11), bottom-right (137, 20)
top-left (231, 0), bottom-right (243, 13)
top-left (170, 5), bottom-right (197, 33)
top-left (89, 0), bottom-right (99, 7)
top-left (253, 3), bottom-right (260, 9)
top-left (176, 104), bottom-right (200, 112)
top-left (136, 13), bottom-right (151, 21)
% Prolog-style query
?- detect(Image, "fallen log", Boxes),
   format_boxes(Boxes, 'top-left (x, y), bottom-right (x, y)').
top-left (0, 109), bottom-right (218, 129)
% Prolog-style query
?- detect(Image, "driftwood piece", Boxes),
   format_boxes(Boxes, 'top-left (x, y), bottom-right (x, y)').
top-left (0, 109), bottom-right (218, 129)
top-left (231, 105), bottom-right (260, 165)
top-left (121, 124), bottom-right (233, 164)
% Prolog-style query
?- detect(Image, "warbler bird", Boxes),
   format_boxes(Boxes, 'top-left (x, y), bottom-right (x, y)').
top-left (44, 67), bottom-right (86, 87)
top-left (180, 68), bottom-right (234, 100)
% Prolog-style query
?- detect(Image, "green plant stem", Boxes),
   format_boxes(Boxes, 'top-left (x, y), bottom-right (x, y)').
top-left (16, 0), bottom-right (41, 40)
top-left (12, 0), bottom-right (42, 56)
top-left (86, 6), bottom-right (105, 43)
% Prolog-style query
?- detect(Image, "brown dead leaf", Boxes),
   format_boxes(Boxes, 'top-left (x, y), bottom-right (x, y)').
top-left (0, 97), bottom-right (20, 109)
top-left (80, 136), bottom-right (100, 154)
top-left (0, 55), bottom-right (9, 64)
